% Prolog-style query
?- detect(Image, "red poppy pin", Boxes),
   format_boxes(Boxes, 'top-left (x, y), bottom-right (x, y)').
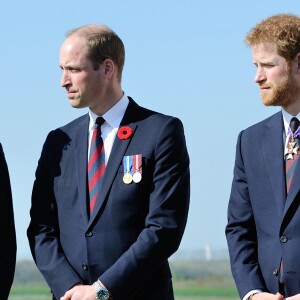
top-left (117, 126), bottom-right (133, 140)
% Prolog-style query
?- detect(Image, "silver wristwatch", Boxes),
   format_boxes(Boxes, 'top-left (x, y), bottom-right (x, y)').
top-left (93, 280), bottom-right (110, 300)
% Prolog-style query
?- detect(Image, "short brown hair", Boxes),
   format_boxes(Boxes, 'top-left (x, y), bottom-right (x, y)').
top-left (67, 25), bottom-right (125, 82)
top-left (245, 14), bottom-right (300, 61)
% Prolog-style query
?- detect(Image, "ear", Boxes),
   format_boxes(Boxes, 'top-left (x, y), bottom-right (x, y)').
top-left (296, 53), bottom-right (300, 71)
top-left (102, 59), bottom-right (115, 79)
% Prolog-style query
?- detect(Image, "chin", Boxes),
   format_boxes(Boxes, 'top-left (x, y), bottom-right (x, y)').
top-left (69, 99), bottom-right (82, 108)
top-left (262, 98), bottom-right (275, 106)
top-left (261, 94), bottom-right (281, 107)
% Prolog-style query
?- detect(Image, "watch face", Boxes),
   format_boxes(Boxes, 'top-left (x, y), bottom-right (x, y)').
top-left (97, 287), bottom-right (110, 300)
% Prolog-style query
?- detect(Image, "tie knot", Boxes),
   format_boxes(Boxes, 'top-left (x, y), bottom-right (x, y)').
top-left (95, 117), bottom-right (105, 127)
top-left (290, 117), bottom-right (300, 133)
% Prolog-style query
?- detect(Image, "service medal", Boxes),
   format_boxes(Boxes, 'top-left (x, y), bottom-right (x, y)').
top-left (132, 154), bottom-right (142, 183)
top-left (123, 155), bottom-right (133, 184)
top-left (133, 172), bottom-right (142, 183)
top-left (286, 126), bottom-right (300, 160)
top-left (123, 172), bottom-right (133, 184)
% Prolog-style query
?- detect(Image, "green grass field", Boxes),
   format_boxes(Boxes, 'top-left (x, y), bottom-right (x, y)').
top-left (9, 259), bottom-right (239, 299)
top-left (9, 283), bottom-right (51, 299)
top-left (8, 279), bottom-right (239, 300)
top-left (173, 278), bottom-right (239, 300)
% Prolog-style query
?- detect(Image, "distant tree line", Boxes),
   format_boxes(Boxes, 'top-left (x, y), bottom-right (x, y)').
top-left (170, 259), bottom-right (233, 280)
top-left (13, 259), bottom-right (234, 284)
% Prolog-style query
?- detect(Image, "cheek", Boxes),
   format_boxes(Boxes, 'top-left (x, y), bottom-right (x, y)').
top-left (89, 79), bottom-right (104, 96)
top-left (75, 77), bottom-right (90, 92)
top-left (267, 70), bottom-right (286, 83)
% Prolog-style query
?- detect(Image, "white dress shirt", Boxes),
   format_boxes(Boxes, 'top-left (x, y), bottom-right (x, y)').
top-left (88, 93), bottom-right (129, 164)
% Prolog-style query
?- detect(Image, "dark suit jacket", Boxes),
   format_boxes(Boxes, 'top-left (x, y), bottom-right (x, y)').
top-left (0, 143), bottom-right (16, 300)
top-left (27, 98), bottom-right (190, 300)
top-left (225, 111), bottom-right (300, 298)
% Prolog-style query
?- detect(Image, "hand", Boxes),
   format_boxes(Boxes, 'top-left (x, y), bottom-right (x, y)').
top-left (60, 284), bottom-right (96, 300)
top-left (252, 292), bottom-right (284, 300)
top-left (286, 293), bottom-right (300, 300)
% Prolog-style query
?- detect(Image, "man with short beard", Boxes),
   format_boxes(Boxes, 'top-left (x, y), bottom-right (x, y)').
top-left (226, 14), bottom-right (300, 300)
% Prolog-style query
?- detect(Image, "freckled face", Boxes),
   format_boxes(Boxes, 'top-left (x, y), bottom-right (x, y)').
top-left (252, 43), bottom-right (299, 108)
top-left (59, 36), bottom-right (106, 109)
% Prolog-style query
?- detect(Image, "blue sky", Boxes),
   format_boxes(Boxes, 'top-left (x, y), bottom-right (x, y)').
top-left (2, 1), bottom-right (300, 259)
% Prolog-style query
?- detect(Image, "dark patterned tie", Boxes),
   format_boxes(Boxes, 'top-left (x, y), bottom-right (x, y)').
top-left (88, 117), bottom-right (105, 214)
top-left (286, 117), bottom-right (300, 193)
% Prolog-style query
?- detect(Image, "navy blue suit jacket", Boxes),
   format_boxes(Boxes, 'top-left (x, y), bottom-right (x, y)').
top-left (0, 144), bottom-right (16, 299)
top-left (27, 98), bottom-right (190, 299)
top-left (226, 111), bottom-right (300, 298)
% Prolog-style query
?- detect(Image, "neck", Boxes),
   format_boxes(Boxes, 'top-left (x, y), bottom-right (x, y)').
top-left (90, 88), bottom-right (123, 116)
top-left (283, 102), bottom-right (300, 116)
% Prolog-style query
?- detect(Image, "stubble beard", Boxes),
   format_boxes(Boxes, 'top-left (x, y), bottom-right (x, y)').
top-left (261, 72), bottom-right (299, 108)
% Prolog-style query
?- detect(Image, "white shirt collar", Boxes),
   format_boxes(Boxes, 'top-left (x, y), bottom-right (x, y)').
top-left (88, 93), bottom-right (129, 130)
top-left (282, 108), bottom-right (300, 136)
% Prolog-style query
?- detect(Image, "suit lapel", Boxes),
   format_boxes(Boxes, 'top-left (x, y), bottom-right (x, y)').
top-left (74, 115), bottom-right (90, 224)
top-left (88, 100), bottom-right (139, 226)
top-left (262, 112), bottom-right (286, 215)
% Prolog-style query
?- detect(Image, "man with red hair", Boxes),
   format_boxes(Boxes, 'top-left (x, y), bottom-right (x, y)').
top-left (226, 14), bottom-right (300, 300)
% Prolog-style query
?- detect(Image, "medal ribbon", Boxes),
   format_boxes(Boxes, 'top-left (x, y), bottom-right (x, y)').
top-left (288, 126), bottom-right (300, 139)
top-left (133, 154), bottom-right (142, 174)
top-left (123, 155), bottom-right (133, 175)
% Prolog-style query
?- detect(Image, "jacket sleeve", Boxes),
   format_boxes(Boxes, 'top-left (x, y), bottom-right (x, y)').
top-left (27, 132), bottom-right (82, 298)
top-left (99, 117), bottom-right (190, 298)
top-left (0, 143), bottom-right (16, 300)
top-left (225, 131), bottom-right (267, 299)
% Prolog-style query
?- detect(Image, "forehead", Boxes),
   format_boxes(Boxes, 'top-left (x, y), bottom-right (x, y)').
top-left (252, 42), bottom-right (285, 63)
top-left (60, 36), bottom-right (89, 64)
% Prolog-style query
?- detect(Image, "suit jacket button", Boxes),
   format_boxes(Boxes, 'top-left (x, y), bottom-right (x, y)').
top-left (273, 268), bottom-right (279, 276)
top-left (85, 231), bottom-right (93, 237)
top-left (82, 263), bottom-right (88, 271)
top-left (280, 236), bottom-right (288, 243)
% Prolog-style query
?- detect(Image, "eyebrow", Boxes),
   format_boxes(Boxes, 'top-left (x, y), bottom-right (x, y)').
top-left (59, 63), bottom-right (86, 70)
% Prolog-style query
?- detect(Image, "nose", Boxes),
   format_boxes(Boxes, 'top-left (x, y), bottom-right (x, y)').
top-left (60, 70), bottom-right (71, 87)
top-left (254, 66), bottom-right (266, 83)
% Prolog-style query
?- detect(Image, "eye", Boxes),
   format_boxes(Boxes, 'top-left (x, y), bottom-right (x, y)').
top-left (262, 63), bottom-right (275, 68)
top-left (69, 68), bottom-right (81, 73)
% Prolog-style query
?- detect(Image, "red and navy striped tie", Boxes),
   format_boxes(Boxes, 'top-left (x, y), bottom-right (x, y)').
top-left (88, 117), bottom-right (105, 214)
